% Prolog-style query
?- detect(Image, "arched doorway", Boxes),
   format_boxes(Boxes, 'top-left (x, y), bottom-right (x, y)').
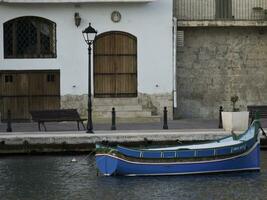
top-left (93, 31), bottom-right (137, 98)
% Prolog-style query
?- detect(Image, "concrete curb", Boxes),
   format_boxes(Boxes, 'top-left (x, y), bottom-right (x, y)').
top-left (0, 129), bottom-right (266, 154)
top-left (0, 129), bottom-right (230, 145)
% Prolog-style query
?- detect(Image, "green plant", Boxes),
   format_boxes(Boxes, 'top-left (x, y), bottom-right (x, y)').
top-left (230, 95), bottom-right (239, 112)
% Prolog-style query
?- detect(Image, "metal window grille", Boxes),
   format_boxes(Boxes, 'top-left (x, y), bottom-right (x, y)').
top-left (176, 0), bottom-right (267, 21)
top-left (216, 0), bottom-right (232, 19)
top-left (177, 30), bottom-right (184, 47)
top-left (4, 16), bottom-right (56, 59)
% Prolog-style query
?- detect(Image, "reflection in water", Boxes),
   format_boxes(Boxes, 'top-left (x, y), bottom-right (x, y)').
top-left (0, 152), bottom-right (266, 200)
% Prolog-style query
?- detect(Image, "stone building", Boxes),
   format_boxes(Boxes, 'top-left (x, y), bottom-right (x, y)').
top-left (174, 0), bottom-right (267, 119)
top-left (0, 0), bottom-right (174, 122)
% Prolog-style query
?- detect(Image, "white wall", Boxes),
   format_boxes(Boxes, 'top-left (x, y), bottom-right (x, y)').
top-left (0, 1), bottom-right (173, 95)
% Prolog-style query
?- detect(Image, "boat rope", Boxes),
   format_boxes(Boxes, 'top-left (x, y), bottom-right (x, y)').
top-left (60, 151), bottom-right (95, 178)
top-left (176, 139), bottom-right (183, 144)
top-left (259, 125), bottom-right (267, 138)
top-left (77, 151), bottom-right (95, 162)
top-left (53, 150), bottom-right (102, 199)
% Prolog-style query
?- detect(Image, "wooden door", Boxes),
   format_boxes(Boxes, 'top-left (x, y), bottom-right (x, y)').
top-left (28, 72), bottom-right (60, 112)
top-left (0, 70), bottom-right (60, 121)
top-left (0, 73), bottom-right (29, 120)
top-left (94, 31), bottom-right (137, 98)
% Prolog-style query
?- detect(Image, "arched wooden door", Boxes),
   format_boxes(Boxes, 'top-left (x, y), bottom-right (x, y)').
top-left (94, 31), bottom-right (137, 98)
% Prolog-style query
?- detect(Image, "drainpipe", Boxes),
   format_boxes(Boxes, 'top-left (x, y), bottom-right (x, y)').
top-left (172, 17), bottom-right (177, 111)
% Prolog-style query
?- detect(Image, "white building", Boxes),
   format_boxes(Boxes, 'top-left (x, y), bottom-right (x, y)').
top-left (0, 0), bottom-right (174, 122)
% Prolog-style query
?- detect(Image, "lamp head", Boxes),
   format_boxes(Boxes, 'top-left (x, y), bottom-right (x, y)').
top-left (82, 23), bottom-right (97, 45)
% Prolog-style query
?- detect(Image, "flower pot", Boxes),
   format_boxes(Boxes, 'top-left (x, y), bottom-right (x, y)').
top-left (222, 111), bottom-right (249, 132)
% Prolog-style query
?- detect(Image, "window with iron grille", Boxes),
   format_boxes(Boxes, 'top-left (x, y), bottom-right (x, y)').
top-left (4, 16), bottom-right (56, 59)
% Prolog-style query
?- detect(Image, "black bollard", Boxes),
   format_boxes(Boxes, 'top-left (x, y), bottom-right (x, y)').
top-left (6, 110), bottom-right (12, 132)
top-left (163, 107), bottom-right (168, 130)
top-left (218, 106), bottom-right (223, 129)
top-left (111, 107), bottom-right (116, 130)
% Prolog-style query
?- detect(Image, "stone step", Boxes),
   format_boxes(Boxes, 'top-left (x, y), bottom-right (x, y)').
top-left (93, 110), bottom-right (153, 118)
top-left (93, 98), bottom-right (139, 106)
top-left (92, 116), bottom-right (161, 124)
top-left (93, 105), bottom-right (143, 112)
top-left (92, 97), bottom-right (160, 123)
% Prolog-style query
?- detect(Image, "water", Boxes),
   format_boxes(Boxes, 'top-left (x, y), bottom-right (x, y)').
top-left (0, 152), bottom-right (267, 200)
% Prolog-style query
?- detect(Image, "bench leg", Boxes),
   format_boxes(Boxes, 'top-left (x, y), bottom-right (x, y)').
top-left (77, 121), bottom-right (80, 131)
top-left (81, 121), bottom-right (86, 130)
top-left (38, 122), bottom-right (41, 131)
top-left (41, 122), bottom-right (47, 132)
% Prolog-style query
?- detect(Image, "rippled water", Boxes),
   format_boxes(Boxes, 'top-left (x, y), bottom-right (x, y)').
top-left (0, 152), bottom-right (267, 200)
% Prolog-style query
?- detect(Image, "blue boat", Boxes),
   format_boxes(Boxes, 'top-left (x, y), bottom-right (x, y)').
top-left (95, 119), bottom-right (262, 176)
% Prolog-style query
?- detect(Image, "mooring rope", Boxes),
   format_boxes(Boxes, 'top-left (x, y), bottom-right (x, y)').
top-left (259, 125), bottom-right (267, 138)
top-left (60, 151), bottom-right (95, 178)
top-left (61, 148), bottom-right (114, 178)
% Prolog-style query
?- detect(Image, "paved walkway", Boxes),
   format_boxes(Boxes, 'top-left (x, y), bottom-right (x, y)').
top-left (0, 119), bottom-right (223, 133)
top-left (1, 118), bottom-right (267, 133)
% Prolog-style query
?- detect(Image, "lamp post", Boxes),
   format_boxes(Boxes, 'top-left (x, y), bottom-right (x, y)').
top-left (82, 23), bottom-right (97, 133)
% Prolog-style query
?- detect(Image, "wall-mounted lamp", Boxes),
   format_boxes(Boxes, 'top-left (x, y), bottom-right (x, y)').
top-left (74, 12), bottom-right (81, 27)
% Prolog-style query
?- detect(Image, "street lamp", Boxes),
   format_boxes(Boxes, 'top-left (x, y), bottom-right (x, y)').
top-left (82, 23), bottom-right (97, 133)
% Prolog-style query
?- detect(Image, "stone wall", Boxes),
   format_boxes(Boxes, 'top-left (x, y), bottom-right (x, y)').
top-left (61, 95), bottom-right (88, 118)
top-left (138, 93), bottom-right (173, 118)
top-left (176, 27), bottom-right (267, 119)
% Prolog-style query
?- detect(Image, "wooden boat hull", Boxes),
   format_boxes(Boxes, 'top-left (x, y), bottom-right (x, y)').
top-left (96, 143), bottom-right (260, 176)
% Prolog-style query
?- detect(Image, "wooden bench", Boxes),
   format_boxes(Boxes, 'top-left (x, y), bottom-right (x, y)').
top-left (247, 105), bottom-right (267, 135)
top-left (30, 109), bottom-right (86, 131)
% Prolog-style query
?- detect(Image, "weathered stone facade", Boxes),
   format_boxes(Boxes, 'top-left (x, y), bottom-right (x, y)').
top-left (176, 27), bottom-right (267, 118)
top-left (138, 93), bottom-right (173, 118)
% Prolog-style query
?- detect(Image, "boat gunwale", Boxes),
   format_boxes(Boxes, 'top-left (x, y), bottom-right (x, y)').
top-left (117, 138), bottom-right (251, 153)
top-left (112, 135), bottom-right (257, 159)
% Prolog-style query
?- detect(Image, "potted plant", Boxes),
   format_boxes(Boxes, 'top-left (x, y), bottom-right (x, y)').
top-left (222, 95), bottom-right (249, 132)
